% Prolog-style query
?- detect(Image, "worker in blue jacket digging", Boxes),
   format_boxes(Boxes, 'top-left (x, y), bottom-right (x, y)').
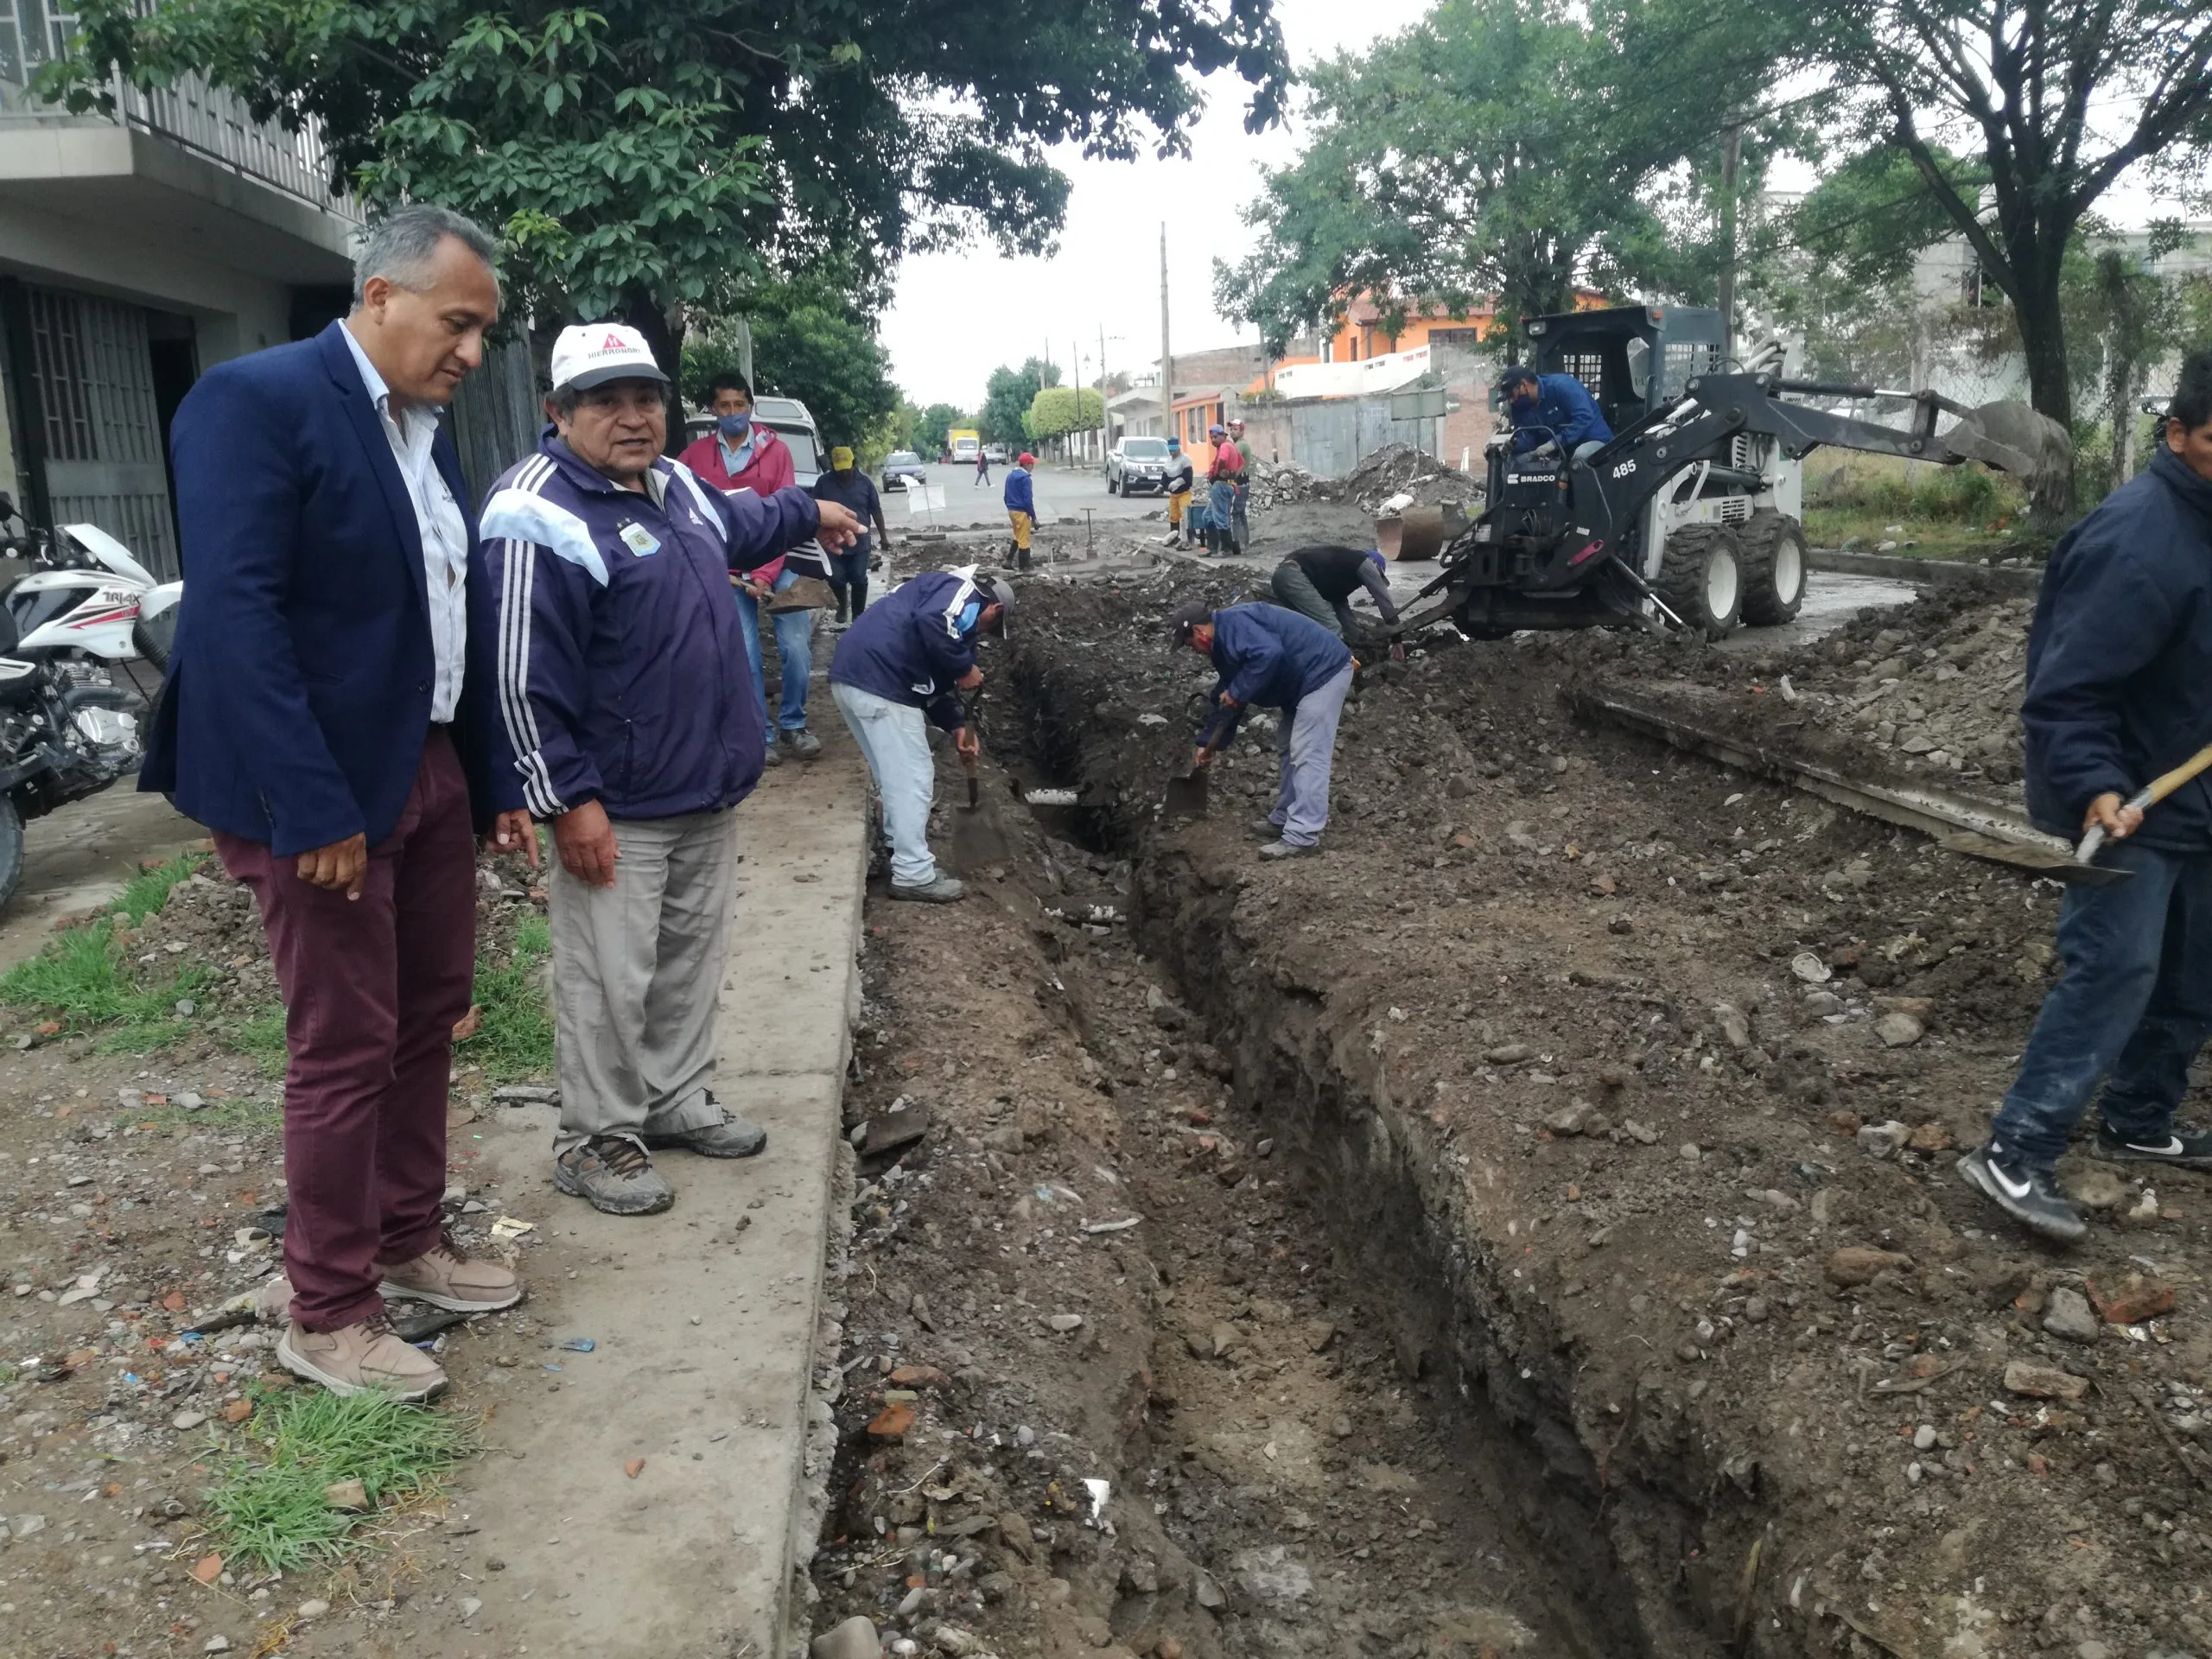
top-left (1170, 598), bottom-right (1353, 860)
top-left (1958, 347), bottom-right (2212, 1243)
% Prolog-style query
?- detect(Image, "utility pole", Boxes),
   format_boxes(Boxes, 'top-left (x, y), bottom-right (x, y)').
top-left (1160, 223), bottom-right (1175, 448)
top-left (1097, 321), bottom-right (1109, 467)
top-left (1717, 118), bottom-right (1745, 365)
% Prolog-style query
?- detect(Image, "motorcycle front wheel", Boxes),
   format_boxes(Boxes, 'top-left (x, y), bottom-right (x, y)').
top-left (0, 795), bottom-right (24, 912)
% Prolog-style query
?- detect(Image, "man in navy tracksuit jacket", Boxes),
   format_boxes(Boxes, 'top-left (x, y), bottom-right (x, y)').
top-left (482, 323), bottom-right (858, 1216)
top-left (829, 567), bottom-right (1012, 903)
top-left (1499, 365), bottom-right (1612, 457)
top-left (1961, 349), bottom-right (2212, 1243)
top-left (1171, 599), bottom-right (1354, 857)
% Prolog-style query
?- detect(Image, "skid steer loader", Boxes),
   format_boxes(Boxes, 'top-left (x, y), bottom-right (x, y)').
top-left (1399, 305), bottom-right (2067, 639)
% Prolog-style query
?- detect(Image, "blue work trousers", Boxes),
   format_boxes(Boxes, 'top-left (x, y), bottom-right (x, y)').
top-left (734, 565), bottom-right (815, 734)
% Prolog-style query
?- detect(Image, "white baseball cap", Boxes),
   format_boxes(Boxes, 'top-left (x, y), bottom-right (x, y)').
top-left (549, 323), bottom-right (670, 394)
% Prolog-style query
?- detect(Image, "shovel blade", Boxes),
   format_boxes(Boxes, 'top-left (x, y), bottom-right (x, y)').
top-left (1938, 831), bottom-right (2132, 886)
top-left (1162, 769), bottom-right (1210, 821)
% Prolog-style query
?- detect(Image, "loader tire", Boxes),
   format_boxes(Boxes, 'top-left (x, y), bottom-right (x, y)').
top-left (1738, 509), bottom-right (1808, 626)
top-left (1651, 524), bottom-right (1744, 638)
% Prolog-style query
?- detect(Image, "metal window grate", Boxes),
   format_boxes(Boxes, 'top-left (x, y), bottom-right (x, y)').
top-left (1560, 353), bottom-right (1605, 397)
top-left (1659, 341), bottom-right (1723, 399)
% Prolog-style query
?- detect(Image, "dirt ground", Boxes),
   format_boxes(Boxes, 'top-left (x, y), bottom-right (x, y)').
top-left (804, 560), bottom-right (2212, 1659)
top-left (0, 858), bottom-right (562, 1659)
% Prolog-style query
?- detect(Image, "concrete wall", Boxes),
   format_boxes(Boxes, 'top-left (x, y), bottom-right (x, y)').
top-left (0, 199), bottom-right (300, 365)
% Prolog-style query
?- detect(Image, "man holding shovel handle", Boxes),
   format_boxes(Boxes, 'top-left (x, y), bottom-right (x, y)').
top-left (1959, 349), bottom-right (2212, 1242)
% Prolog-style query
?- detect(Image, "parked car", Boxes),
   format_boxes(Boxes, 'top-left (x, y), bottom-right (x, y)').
top-left (1107, 435), bottom-right (1173, 495)
top-left (880, 450), bottom-right (929, 492)
top-left (983, 442), bottom-right (1009, 464)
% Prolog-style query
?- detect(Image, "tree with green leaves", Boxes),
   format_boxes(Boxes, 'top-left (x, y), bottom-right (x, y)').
top-left (981, 359), bottom-right (1058, 447)
top-left (1214, 0), bottom-right (1783, 357)
top-left (680, 280), bottom-right (898, 448)
top-left (38, 0), bottom-right (1290, 372)
top-left (1027, 386), bottom-right (1105, 443)
top-left (1779, 0), bottom-right (2212, 509)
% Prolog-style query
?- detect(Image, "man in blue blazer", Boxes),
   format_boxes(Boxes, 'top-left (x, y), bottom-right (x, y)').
top-left (141, 205), bottom-right (537, 1402)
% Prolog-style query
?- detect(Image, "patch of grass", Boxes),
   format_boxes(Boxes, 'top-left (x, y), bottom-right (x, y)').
top-left (0, 918), bottom-right (207, 1035)
top-left (115, 851), bottom-right (204, 925)
top-left (226, 1004), bottom-right (290, 1078)
top-left (140, 1093), bottom-right (284, 1134)
top-left (1800, 508), bottom-right (2014, 560)
top-left (203, 1388), bottom-right (474, 1573)
top-left (461, 913), bottom-right (555, 1081)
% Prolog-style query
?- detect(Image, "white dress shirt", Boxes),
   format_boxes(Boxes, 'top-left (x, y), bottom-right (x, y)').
top-left (340, 321), bottom-right (470, 724)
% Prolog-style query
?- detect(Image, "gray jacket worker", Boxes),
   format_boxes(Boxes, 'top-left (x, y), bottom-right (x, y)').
top-left (1270, 544), bottom-right (1400, 642)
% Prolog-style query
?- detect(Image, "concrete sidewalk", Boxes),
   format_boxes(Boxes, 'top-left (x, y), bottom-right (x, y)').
top-left (450, 726), bottom-right (867, 1657)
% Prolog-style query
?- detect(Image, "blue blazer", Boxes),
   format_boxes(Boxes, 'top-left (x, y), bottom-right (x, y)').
top-left (140, 321), bottom-right (522, 857)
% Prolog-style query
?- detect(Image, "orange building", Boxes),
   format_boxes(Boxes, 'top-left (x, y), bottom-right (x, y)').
top-left (1324, 289), bottom-right (1610, 361)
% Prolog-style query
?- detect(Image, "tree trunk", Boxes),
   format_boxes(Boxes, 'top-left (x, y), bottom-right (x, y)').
top-left (620, 289), bottom-right (687, 456)
top-left (2012, 261), bottom-right (2076, 521)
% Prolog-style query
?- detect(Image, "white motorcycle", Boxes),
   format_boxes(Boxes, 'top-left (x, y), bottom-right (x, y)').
top-left (0, 493), bottom-right (183, 907)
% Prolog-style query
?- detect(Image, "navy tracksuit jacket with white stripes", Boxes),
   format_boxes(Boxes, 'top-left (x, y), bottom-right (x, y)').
top-left (480, 433), bottom-right (821, 821)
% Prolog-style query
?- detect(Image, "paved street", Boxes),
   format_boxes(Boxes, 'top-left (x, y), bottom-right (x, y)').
top-left (890, 460), bottom-right (1169, 531)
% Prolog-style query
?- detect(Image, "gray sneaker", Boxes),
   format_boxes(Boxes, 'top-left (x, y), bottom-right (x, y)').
top-left (555, 1136), bottom-right (675, 1217)
top-left (780, 728), bottom-right (823, 759)
top-left (891, 874), bottom-right (966, 903)
top-left (760, 739), bottom-right (784, 767)
top-left (1956, 1141), bottom-right (2085, 1243)
top-left (1250, 817), bottom-right (1287, 839)
top-left (1258, 840), bottom-right (1320, 861)
top-left (643, 1099), bottom-right (766, 1159)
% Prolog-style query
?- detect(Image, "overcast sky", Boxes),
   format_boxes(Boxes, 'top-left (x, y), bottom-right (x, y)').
top-left (879, 0), bottom-right (1439, 410)
top-left (876, 3), bottom-right (2183, 411)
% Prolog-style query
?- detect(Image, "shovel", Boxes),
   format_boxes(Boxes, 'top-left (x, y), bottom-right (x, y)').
top-left (1940, 741), bottom-right (2212, 886)
top-left (1163, 730), bottom-right (1229, 821)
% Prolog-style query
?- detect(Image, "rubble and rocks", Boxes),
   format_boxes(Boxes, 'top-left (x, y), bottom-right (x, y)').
top-left (1338, 442), bottom-right (1483, 513)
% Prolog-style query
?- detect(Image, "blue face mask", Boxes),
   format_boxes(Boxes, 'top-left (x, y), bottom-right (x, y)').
top-left (717, 412), bottom-right (752, 438)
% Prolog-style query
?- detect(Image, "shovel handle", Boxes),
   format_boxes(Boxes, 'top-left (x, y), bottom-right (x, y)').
top-left (2075, 741), bottom-right (2212, 864)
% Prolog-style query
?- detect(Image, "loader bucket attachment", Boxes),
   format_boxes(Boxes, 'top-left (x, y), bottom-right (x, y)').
top-left (1941, 401), bottom-right (2071, 491)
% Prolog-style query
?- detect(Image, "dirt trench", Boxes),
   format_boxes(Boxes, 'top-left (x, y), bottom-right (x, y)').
top-left (810, 574), bottom-right (2212, 1659)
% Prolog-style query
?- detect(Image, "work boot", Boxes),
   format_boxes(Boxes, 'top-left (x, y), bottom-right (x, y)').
top-left (780, 728), bottom-right (823, 760)
top-left (1257, 839), bottom-right (1319, 861)
top-left (555, 1135), bottom-right (676, 1217)
top-left (760, 737), bottom-right (783, 767)
top-left (377, 1230), bottom-right (524, 1313)
top-left (890, 873), bottom-right (967, 903)
top-left (277, 1312), bottom-right (447, 1402)
top-left (1955, 1141), bottom-right (2085, 1243)
top-left (1249, 817), bottom-right (1287, 839)
top-left (643, 1096), bottom-right (767, 1159)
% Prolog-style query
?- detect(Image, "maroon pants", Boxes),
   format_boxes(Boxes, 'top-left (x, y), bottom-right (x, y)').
top-left (215, 728), bottom-right (476, 1332)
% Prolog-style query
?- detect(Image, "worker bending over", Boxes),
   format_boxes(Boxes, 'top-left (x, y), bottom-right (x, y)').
top-left (829, 568), bottom-right (1014, 905)
top-left (1004, 452), bottom-right (1037, 570)
top-left (1171, 599), bottom-right (1352, 860)
top-left (1163, 437), bottom-right (1195, 550)
top-left (1271, 543), bottom-right (1401, 645)
top-left (1498, 365), bottom-right (1611, 461)
top-left (1957, 348), bottom-right (2212, 1243)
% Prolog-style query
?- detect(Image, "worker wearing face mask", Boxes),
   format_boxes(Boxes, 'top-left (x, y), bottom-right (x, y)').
top-left (678, 374), bottom-right (795, 495)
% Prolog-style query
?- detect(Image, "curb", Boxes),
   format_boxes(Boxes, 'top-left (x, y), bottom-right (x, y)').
top-left (1808, 548), bottom-right (2044, 592)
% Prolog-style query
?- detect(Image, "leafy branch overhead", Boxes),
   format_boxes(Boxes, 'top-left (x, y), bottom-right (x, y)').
top-left (38, 0), bottom-right (1292, 327)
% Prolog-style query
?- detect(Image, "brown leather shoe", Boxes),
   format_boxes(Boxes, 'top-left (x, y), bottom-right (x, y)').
top-left (277, 1313), bottom-right (447, 1402)
top-left (377, 1230), bottom-right (524, 1313)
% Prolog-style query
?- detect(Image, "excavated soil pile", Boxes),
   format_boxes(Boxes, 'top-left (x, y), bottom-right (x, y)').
top-left (1587, 582), bottom-right (2037, 816)
top-left (836, 580), bottom-right (2212, 1659)
top-left (1341, 443), bottom-right (1484, 513)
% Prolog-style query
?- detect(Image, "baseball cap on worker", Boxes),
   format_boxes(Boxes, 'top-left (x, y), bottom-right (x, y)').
top-left (548, 323), bottom-right (669, 394)
top-left (1168, 598), bottom-right (1213, 643)
top-left (975, 573), bottom-right (1016, 635)
top-left (830, 445), bottom-right (855, 470)
top-left (1017, 451), bottom-right (1036, 467)
top-left (1208, 423), bottom-right (1226, 437)
top-left (1365, 546), bottom-right (1387, 569)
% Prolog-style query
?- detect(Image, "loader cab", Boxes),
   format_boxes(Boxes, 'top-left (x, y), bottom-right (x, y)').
top-left (1523, 305), bottom-right (1727, 434)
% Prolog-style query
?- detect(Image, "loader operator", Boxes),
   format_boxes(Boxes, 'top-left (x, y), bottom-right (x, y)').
top-left (1170, 598), bottom-right (1352, 861)
top-left (1270, 544), bottom-right (1402, 651)
top-left (1956, 348), bottom-right (2212, 1244)
top-left (1498, 365), bottom-right (1611, 461)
